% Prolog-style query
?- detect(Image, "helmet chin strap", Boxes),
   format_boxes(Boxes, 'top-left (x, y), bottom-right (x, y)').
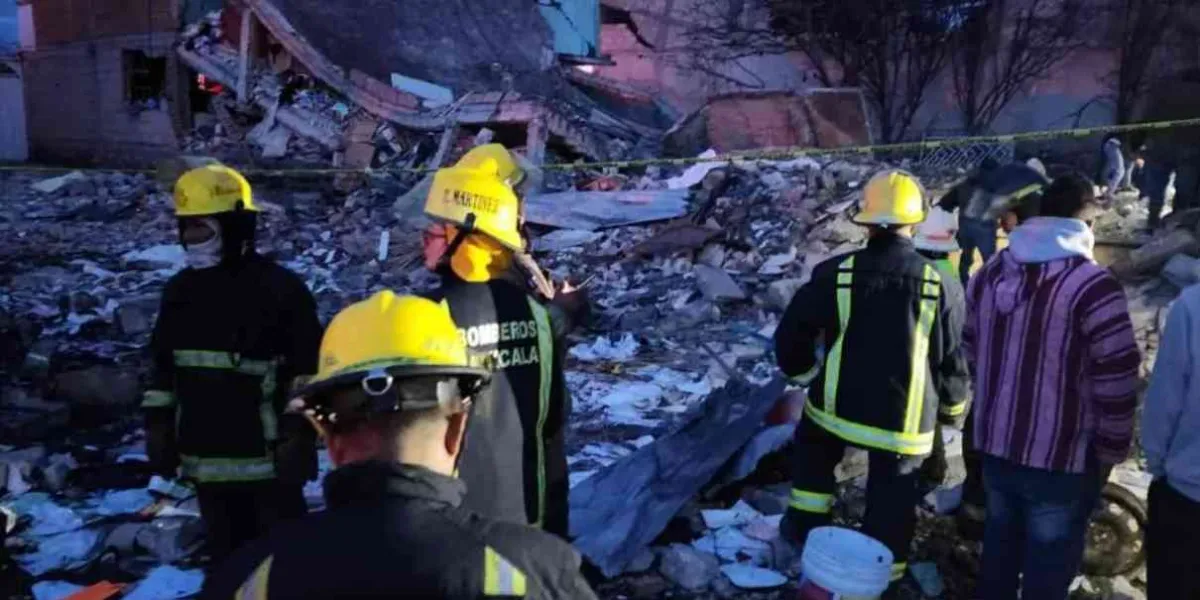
top-left (437, 213), bottom-right (477, 271)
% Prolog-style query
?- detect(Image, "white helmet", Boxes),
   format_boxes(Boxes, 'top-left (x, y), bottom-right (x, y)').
top-left (913, 206), bottom-right (960, 252)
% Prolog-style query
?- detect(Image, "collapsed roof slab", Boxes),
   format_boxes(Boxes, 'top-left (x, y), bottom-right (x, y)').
top-left (195, 0), bottom-right (608, 159)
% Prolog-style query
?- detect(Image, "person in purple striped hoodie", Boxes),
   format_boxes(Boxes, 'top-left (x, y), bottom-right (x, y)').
top-left (962, 173), bottom-right (1140, 600)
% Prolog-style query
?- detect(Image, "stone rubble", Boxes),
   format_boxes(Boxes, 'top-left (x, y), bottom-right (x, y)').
top-left (0, 153), bottom-right (1168, 600)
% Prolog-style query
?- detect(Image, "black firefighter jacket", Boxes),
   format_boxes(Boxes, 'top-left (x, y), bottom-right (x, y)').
top-left (201, 461), bottom-right (598, 599)
top-left (774, 233), bottom-right (970, 456)
top-left (430, 275), bottom-right (570, 538)
top-left (141, 256), bottom-right (322, 484)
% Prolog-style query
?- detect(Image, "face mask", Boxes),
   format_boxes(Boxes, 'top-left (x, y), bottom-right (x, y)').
top-left (185, 218), bottom-right (223, 270)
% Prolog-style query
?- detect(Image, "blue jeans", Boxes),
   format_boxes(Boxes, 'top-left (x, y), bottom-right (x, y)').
top-left (957, 217), bottom-right (997, 286)
top-left (978, 456), bottom-right (1107, 600)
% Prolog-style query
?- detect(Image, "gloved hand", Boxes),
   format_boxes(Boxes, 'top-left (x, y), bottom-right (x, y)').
top-left (274, 412), bottom-right (317, 485)
top-left (551, 280), bottom-right (591, 326)
top-left (145, 410), bottom-right (179, 477)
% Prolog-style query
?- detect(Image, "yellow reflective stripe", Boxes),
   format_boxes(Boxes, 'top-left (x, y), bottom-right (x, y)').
top-left (940, 401), bottom-right (967, 417)
top-left (235, 555), bottom-right (273, 600)
top-left (789, 364), bottom-right (820, 386)
top-left (172, 350), bottom-right (275, 376)
top-left (824, 255), bottom-right (855, 414)
top-left (891, 562), bottom-right (907, 581)
top-left (789, 489), bottom-right (833, 514)
top-left (528, 298), bottom-right (553, 530)
top-left (141, 390), bottom-right (176, 408)
top-left (261, 367), bottom-right (279, 442)
top-left (804, 402), bottom-right (934, 455)
top-left (904, 266), bottom-right (940, 434)
top-left (180, 454), bottom-right (275, 482)
top-left (483, 546), bottom-right (528, 597)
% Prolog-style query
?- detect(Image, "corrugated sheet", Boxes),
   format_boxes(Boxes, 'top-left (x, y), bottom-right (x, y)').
top-left (537, 0), bottom-right (599, 58)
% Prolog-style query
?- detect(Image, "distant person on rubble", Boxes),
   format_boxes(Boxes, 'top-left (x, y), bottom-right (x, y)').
top-left (1101, 135), bottom-right (1126, 200)
top-left (141, 165), bottom-right (323, 565)
top-left (938, 157), bottom-right (1050, 285)
top-left (775, 170), bottom-right (970, 591)
top-left (1142, 282), bottom-right (1200, 599)
top-left (419, 144), bottom-right (574, 539)
top-left (201, 292), bottom-right (598, 599)
top-left (963, 173), bottom-right (1139, 600)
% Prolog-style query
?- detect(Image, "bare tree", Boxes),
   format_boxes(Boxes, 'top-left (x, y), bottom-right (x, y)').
top-left (1108, 0), bottom-right (1197, 124)
top-left (949, 0), bottom-right (1090, 134)
top-left (686, 0), bottom-right (961, 142)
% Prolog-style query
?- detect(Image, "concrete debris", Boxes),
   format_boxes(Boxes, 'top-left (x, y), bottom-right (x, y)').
top-left (701, 500), bottom-right (761, 529)
top-left (524, 189), bottom-right (691, 230)
top-left (658, 543), bottom-right (720, 590)
top-left (698, 244), bottom-right (728, 268)
top-left (766, 279), bottom-right (803, 311)
top-left (694, 265), bottom-right (747, 301)
top-left (569, 334), bottom-right (639, 363)
top-left (1127, 229), bottom-right (1198, 275)
top-left (720, 564), bottom-right (788, 590)
top-left (667, 150), bottom-right (723, 190)
top-left (30, 172), bottom-right (87, 195)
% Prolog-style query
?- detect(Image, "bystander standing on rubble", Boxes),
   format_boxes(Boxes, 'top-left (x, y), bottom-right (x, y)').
top-left (938, 157), bottom-right (999, 285)
top-left (963, 173), bottom-right (1140, 600)
top-left (421, 144), bottom-right (572, 539)
top-left (774, 170), bottom-right (970, 592)
top-left (202, 292), bottom-right (598, 599)
top-left (141, 165), bottom-right (323, 565)
top-left (1101, 136), bottom-right (1126, 200)
top-left (1140, 139), bottom-right (1176, 230)
top-left (1142, 283), bottom-right (1200, 599)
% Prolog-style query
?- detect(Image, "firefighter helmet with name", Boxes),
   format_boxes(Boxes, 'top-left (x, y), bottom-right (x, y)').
top-left (173, 165), bottom-right (259, 217)
top-left (424, 144), bottom-right (524, 251)
top-left (855, 170), bottom-right (928, 226)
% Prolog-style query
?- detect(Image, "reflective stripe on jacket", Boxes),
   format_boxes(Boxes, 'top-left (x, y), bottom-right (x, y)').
top-left (431, 277), bottom-right (570, 538)
top-left (775, 233), bottom-right (970, 455)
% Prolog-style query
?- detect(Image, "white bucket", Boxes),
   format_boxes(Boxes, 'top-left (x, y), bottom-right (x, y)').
top-left (797, 526), bottom-right (893, 600)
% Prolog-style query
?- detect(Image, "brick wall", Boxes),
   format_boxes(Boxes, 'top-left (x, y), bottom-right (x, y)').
top-left (33, 0), bottom-right (176, 46)
top-left (23, 32), bottom-right (180, 165)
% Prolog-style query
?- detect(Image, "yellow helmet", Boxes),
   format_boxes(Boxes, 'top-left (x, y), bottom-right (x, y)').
top-left (854, 170), bottom-right (928, 226)
top-left (173, 165), bottom-right (258, 217)
top-left (424, 144), bottom-right (524, 251)
top-left (297, 291), bottom-right (489, 418)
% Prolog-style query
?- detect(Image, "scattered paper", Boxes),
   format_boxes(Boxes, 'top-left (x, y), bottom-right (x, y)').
top-left (570, 334), bottom-right (639, 362)
top-left (596, 382), bottom-right (664, 427)
top-left (721, 563), bottom-right (788, 589)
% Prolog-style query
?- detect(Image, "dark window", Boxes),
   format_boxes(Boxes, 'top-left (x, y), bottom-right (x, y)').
top-left (123, 50), bottom-right (166, 104)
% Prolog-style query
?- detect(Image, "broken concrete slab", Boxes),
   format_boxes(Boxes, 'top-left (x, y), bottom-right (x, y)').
top-left (569, 378), bottom-right (785, 576)
top-left (31, 172), bottom-right (87, 195)
top-left (524, 189), bottom-right (690, 231)
top-left (1127, 229), bottom-right (1198, 275)
top-left (659, 543), bottom-right (720, 590)
top-left (694, 265), bottom-right (747, 301)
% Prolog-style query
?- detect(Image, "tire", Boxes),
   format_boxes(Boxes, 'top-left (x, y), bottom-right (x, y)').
top-left (1082, 483), bottom-right (1147, 577)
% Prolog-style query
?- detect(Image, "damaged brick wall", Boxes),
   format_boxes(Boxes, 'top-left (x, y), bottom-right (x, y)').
top-left (32, 0), bottom-right (176, 46)
top-left (23, 33), bottom-right (180, 165)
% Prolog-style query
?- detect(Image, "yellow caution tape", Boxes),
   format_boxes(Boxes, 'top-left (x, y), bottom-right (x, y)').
top-left (4, 116), bottom-right (1200, 177)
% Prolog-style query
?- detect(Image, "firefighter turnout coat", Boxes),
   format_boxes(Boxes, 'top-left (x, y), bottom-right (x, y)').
top-left (431, 276), bottom-right (570, 537)
top-left (201, 461), bottom-right (598, 599)
top-left (141, 256), bottom-right (322, 483)
top-left (775, 233), bottom-right (970, 456)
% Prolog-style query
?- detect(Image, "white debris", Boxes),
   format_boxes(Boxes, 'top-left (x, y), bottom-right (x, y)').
top-left (31, 581), bottom-right (86, 600)
top-left (533, 229), bottom-right (603, 252)
top-left (123, 566), bottom-right (205, 600)
top-left (122, 244), bottom-right (187, 271)
top-left (93, 488), bottom-right (155, 516)
top-left (570, 333), bottom-right (640, 362)
top-left (692, 526), bottom-right (772, 563)
top-left (720, 563), bottom-right (788, 589)
top-left (377, 229), bottom-right (390, 262)
top-left (758, 247), bottom-right (798, 275)
top-left (701, 500), bottom-right (762, 529)
top-left (596, 382), bottom-right (664, 427)
top-left (667, 149), bottom-right (723, 189)
top-left (148, 476), bottom-right (195, 500)
top-left (31, 171), bottom-right (86, 194)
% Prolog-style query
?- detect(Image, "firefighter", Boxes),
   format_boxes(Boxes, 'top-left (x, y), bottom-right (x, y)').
top-left (775, 170), bottom-right (970, 587)
top-left (421, 144), bottom-right (571, 539)
top-left (142, 164), bottom-right (322, 565)
top-left (201, 292), bottom-right (598, 599)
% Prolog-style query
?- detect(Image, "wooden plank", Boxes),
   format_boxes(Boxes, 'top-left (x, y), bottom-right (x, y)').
top-left (236, 8), bottom-right (253, 101)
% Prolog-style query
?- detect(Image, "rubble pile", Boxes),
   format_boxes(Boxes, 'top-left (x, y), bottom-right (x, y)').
top-left (179, 12), bottom-right (435, 170)
top-left (0, 153), bottom-right (1159, 599)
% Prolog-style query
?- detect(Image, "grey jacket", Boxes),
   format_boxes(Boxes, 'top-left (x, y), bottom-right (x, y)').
top-left (1144, 284), bottom-right (1200, 502)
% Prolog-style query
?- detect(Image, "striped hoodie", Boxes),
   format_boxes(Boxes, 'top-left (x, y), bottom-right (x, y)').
top-left (963, 217), bottom-right (1140, 473)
